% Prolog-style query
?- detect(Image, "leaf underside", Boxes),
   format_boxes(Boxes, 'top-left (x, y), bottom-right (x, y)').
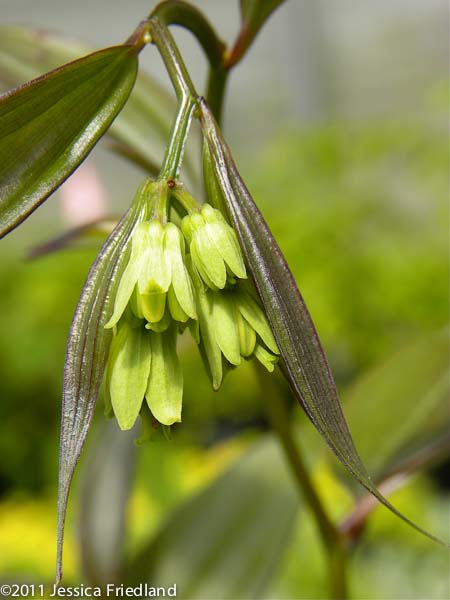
top-left (199, 98), bottom-right (446, 545)
top-left (0, 25), bottom-right (183, 177)
top-left (0, 44), bottom-right (138, 238)
top-left (56, 197), bottom-right (147, 584)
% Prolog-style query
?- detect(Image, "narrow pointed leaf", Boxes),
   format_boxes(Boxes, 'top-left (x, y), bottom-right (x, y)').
top-left (0, 44), bottom-right (138, 237)
top-left (57, 197), bottom-right (147, 584)
top-left (340, 434), bottom-right (450, 540)
top-left (227, 0), bottom-right (287, 67)
top-left (240, 0), bottom-right (286, 16)
top-left (199, 99), bottom-right (446, 545)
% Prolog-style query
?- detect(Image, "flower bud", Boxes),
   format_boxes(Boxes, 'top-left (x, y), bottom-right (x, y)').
top-left (236, 310), bottom-right (256, 358)
top-left (182, 203), bottom-right (246, 290)
top-left (254, 344), bottom-right (278, 372)
top-left (201, 204), bottom-right (246, 280)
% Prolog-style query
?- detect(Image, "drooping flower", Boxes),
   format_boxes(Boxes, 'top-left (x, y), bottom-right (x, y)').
top-left (105, 220), bottom-right (196, 329)
top-left (181, 203), bottom-right (246, 289)
top-left (187, 255), bottom-right (279, 389)
top-left (102, 178), bottom-right (279, 432)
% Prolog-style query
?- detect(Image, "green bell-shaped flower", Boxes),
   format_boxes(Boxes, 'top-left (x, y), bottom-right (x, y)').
top-left (181, 203), bottom-right (246, 290)
top-left (105, 220), bottom-right (196, 329)
top-left (104, 317), bottom-right (183, 430)
top-left (187, 254), bottom-right (279, 389)
top-left (104, 318), bottom-right (152, 431)
top-left (102, 178), bottom-right (277, 432)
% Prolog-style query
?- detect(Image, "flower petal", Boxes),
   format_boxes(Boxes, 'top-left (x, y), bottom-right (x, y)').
top-left (236, 287), bottom-right (278, 354)
top-left (109, 323), bottom-right (151, 430)
top-left (138, 220), bottom-right (171, 294)
top-left (212, 292), bottom-right (241, 366)
top-left (104, 220), bottom-right (148, 328)
top-left (187, 257), bottom-right (223, 389)
top-left (164, 222), bottom-right (197, 319)
top-left (145, 328), bottom-right (183, 426)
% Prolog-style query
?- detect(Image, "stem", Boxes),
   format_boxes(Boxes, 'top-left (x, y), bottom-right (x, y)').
top-left (206, 66), bottom-right (229, 127)
top-left (147, 16), bottom-right (197, 99)
top-left (145, 17), bottom-right (198, 180)
top-left (171, 186), bottom-right (201, 214)
top-left (259, 368), bottom-right (348, 599)
top-left (148, 181), bottom-right (169, 224)
top-left (151, 1), bottom-right (226, 69)
top-left (159, 97), bottom-right (195, 180)
top-left (150, 1), bottom-right (229, 125)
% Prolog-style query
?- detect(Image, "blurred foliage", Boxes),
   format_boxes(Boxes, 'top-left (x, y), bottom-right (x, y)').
top-left (0, 90), bottom-right (448, 598)
top-left (250, 118), bottom-right (448, 380)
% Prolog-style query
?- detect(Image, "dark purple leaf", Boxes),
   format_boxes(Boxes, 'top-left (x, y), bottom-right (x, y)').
top-left (199, 98), bottom-right (446, 545)
top-left (56, 190), bottom-right (148, 583)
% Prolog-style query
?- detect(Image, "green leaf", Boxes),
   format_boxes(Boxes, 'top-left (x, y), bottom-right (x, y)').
top-left (78, 420), bottom-right (137, 585)
top-left (344, 328), bottom-right (450, 475)
top-left (227, 0), bottom-right (287, 67)
top-left (240, 0), bottom-right (287, 23)
top-left (57, 191), bottom-right (148, 584)
top-left (126, 436), bottom-right (300, 599)
top-left (199, 99), bottom-right (446, 545)
top-left (0, 25), bottom-right (176, 174)
top-left (0, 43), bottom-right (138, 238)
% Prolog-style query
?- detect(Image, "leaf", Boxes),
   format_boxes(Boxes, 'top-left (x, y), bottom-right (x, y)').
top-left (78, 420), bottom-right (137, 585)
top-left (27, 218), bottom-right (118, 259)
top-left (0, 43), bottom-right (138, 238)
top-left (344, 328), bottom-right (450, 475)
top-left (240, 0), bottom-right (287, 24)
top-left (226, 0), bottom-right (287, 67)
top-left (0, 25), bottom-right (176, 173)
top-left (57, 187), bottom-right (148, 584)
top-left (126, 436), bottom-right (300, 599)
top-left (199, 98), bottom-right (447, 545)
top-left (340, 434), bottom-right (450, 540)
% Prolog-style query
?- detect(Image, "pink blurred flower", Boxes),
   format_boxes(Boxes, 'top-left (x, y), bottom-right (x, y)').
top-left (60, 161), bottom-right (107, 226)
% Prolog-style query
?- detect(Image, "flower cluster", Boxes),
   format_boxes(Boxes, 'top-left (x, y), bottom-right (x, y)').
top-left (102, 180), bottom-right (279, 431)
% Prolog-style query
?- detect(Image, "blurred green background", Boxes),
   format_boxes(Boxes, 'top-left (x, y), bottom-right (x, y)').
top-left (0, 1), bottom-right (448, 599)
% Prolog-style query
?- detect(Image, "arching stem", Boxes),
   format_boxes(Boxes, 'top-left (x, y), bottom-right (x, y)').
top-left (145, 17), bottom-right (199, 181)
